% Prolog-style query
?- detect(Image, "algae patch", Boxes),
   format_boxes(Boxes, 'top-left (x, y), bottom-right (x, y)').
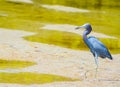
top-left (0, 0), bottom-right (119, 53)
top-left (24, 29), bottom-right (87, 50)
top-left (0, 72), bottom-right (78, 84)
top-left (0, 59), bottom-right (36, 69)
top-left (24, 29), bottom-right (120, 54)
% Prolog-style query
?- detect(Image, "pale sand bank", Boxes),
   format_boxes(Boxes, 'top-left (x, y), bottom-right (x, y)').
top-left (41, 4), bottom-right (90, 13)
top-left (6, 0), bottom-right (33, 4)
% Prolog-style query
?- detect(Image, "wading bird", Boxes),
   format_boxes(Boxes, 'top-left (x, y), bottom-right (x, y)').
top-left (75, 23), bottom-right (112, 71)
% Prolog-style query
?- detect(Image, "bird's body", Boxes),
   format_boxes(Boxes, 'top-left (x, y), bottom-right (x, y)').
top-left (75, 23), bottom-right (112, 68)
top-left (87, 36), bottom-right (112, 59)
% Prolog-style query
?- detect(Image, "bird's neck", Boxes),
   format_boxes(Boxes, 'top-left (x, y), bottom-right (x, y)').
top-left (83, 29), bottom-right (92, 47)
top-left (82, 26), bottom-right (93, 51)
top-left (83, 29), bottom-right (91, 40)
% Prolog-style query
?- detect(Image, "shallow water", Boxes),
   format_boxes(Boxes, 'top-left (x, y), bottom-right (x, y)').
top-left (0, 59), bottom-right (35, 69)
top-left (0, 72), bottom-right (77, 84)
top-left (0, 0), bottom-right (120, 53)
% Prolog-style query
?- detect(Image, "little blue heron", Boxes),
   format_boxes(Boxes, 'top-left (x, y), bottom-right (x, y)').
top-left (75, 23), bottom-right (113, 72)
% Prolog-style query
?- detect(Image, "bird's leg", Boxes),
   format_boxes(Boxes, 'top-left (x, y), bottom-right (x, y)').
top-left (94, 56), bottom-right (98, 69)
top-left (94, 54), bottom-right (98, 78)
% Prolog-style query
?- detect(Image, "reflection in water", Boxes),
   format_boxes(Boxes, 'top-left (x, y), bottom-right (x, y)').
top-left (95, 0), bottom-right (102, 9)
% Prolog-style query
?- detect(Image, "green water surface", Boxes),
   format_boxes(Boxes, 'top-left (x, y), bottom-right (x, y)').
top-left (0, 59), bottom-right (36, 69)
top-left (0, 0), bottom-right (119, 53)
top-left (0, 72), bottom-right (78, 84)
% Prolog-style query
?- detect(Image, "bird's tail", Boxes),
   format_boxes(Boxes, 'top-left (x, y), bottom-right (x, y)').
top-left (107, 51), bottom-right (113, 60)
top-left (108, 55), bottom-right (113, 60)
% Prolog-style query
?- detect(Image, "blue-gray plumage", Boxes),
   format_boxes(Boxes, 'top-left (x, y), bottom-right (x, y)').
top-left (75, 23), bottom-right (112, 69)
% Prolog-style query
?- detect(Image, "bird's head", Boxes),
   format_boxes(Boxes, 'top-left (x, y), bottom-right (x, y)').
top-left (75, 23), bottom-right (92, 30)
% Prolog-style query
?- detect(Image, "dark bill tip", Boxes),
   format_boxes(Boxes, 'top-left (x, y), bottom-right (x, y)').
top-left (75, 26), bottom-right (83, 29)
top-left (75, 27), bottom-right (79, 29)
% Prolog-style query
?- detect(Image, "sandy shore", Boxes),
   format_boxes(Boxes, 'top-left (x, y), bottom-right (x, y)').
top-left (41, 4), bottom-right (90, 13)
top-left (6, 0), bottom-right (33, 4)
top-left (0, 28), bottom-right (119, 87)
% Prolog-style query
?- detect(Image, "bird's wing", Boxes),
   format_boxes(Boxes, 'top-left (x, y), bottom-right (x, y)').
top-left (88, 36), bottom-right (112, 60)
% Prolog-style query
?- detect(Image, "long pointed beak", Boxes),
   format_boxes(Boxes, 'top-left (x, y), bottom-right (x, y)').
top-left (75, 26), bottom-right (83, 29)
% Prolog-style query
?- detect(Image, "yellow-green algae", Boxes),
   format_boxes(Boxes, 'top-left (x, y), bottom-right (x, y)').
top-left (24, 29), bottom-right (120, 54)
top-left (34, 0), bottom-right (120, 7)
top-left (0, 0), bottom-right (119, 53)
top-left (0, 72), bottom-right (78, 84)
top-left (0, 59), bottom-right (36, 69)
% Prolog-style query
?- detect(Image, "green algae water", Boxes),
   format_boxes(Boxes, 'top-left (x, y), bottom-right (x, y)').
top-left (0, 59), bottom-right (36, 69)
top-left (0, 72), bottom-right (78, 84)
top-left (0, 0), bottom-right (119, 53)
